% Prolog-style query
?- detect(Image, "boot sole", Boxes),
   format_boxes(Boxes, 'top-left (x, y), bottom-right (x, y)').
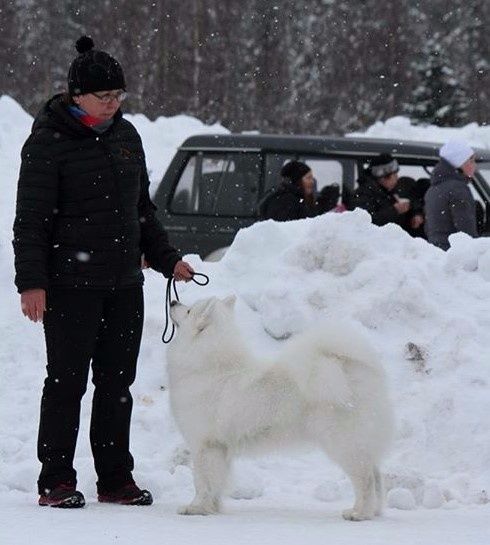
top-left (98, 492), bottom-right (153, 506)
top-left (39, 495), bottom-right (85, 508)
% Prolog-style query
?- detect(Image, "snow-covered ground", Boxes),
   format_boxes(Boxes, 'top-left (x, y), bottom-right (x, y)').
top-left (1, 95), bottom-right (490, 544)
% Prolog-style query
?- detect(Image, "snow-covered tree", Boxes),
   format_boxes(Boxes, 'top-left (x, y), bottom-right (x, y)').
top-left (404, 34), bottom-right (469, 126)
top-left (0, 0), bottom-right (486, 133)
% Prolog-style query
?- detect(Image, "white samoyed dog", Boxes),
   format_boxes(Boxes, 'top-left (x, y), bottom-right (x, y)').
top-left (167, 296), bottom-right (393, 521)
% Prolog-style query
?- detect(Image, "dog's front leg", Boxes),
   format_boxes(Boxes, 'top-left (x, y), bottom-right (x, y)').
top-left (179, 442), bottom-right (229, 515)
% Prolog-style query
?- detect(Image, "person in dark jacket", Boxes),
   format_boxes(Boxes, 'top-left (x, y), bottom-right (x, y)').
top-left (12, 36), bottom-right (194, 508)
top-left (424, 140), bottom-right (477, 250)
top-left (397, 176), bottom-right (428, 238)
top-left (259, 160), bottom-right (324, 221)
top-left (351, 154), bottom-right (424, 233)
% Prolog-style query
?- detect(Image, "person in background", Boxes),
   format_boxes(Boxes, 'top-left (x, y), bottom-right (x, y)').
top-left (351, 153), bottom-right (424, 233)
top-left (424, 139), bottom-right (477, 250)
top-left (12, 36), bottom-right (194, 509)
top-left (316, 183), bottom-right (346, 213)
top-left (259, 160), bottom-right (321, 221)
top-left (397, 176), bottom-right (428, 238)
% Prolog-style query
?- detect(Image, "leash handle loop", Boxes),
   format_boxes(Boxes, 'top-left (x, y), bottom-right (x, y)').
top-left (162, 272), bottom-right (210, 344)
top-left (189, 272), bottom-right (209, 286)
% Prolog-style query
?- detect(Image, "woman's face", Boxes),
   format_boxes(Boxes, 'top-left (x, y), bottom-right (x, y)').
top-left (461, 155), bottom-right (476, 178)
top-left (73, 90), bottom-right (124, 120)
top-left (301, 170), bottom-right (314, 195)
top-left (379, 171), bottom-right (398, 191)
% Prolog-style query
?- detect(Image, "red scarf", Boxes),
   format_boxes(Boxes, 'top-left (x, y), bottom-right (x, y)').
top-left (68, 105), bottom-right (105, 127)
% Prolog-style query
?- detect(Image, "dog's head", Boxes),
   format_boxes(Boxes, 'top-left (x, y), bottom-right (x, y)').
top-left (170, 295), bottom-right (236, 339)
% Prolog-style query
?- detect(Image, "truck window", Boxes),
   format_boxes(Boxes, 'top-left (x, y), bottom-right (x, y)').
top-left (170, 152), bottom-right (262, 217)
top-left (264, 154), bottom-right (348, 207)
top-left (477, 162), bottom-right (490, 188)
top-left (304, 159), bottom-right (343, 193)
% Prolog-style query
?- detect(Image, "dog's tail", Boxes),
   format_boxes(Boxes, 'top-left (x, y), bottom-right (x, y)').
top-left (280, 319), bottom-right (382, 408)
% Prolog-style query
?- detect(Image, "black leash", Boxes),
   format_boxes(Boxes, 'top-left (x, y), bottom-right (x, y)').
top-left (162, 272), bottom-right (209, 344)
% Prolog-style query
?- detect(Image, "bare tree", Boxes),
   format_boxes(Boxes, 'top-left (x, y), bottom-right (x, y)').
top-left (1, 0), bottom-right (485, 133)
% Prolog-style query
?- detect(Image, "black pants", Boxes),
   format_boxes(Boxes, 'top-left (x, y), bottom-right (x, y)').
top-left (37, 287), bottom-right (144, 495)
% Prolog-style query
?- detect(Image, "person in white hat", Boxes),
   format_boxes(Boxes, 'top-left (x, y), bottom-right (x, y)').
top-left (424, 139), bottom-right (478, 250)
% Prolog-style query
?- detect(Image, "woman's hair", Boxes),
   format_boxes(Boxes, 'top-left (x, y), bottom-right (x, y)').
top-left (62, 92), bottom-right (76, 106)
top-left (280, 160), bottom-right (311, 185)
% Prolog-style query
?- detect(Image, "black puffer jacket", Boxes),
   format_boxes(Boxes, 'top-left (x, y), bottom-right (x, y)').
top-left (13, 94), bottom-right (180, 293)
top-left (259, 182), bottom-right (320, 221)
top-left (351, 178), bottom-right (410, 229)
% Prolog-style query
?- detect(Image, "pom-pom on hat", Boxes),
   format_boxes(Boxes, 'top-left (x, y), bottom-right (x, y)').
top-left (439, 140), bottom-right (474, 168)
top-left (67, 36), bottom-right (126, 96)
top-left (281, 160), bottom-right (311, 185)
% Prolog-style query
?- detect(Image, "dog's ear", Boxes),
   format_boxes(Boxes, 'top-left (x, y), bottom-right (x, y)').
top-left (222, 294), bottom-right (236, 308)
top-left (194, 298), bottom-right (217, 332)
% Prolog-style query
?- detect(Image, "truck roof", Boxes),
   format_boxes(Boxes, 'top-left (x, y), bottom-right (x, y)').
top-left (180, 133), bottom-right (490, 162)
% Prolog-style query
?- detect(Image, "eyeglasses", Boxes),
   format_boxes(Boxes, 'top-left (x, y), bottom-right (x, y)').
top-left (90, 91), bottom-right (128, 103)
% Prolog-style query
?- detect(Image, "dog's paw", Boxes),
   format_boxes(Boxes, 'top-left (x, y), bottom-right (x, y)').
top-left (178, 503), bottom-right (217, 516)
top-left (342, 508), bottom-right (373, 521)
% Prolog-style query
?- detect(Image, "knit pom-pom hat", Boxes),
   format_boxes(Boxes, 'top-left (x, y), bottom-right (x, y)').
top-left (67, 36), bottom-right (126, 95)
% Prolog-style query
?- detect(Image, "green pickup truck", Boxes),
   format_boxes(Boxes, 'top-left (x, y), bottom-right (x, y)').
top-left (153, 134), bottom-right (490, 260)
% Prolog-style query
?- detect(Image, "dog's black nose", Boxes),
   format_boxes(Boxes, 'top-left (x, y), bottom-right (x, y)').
top-left (170, 300), bottom-right (178, 307)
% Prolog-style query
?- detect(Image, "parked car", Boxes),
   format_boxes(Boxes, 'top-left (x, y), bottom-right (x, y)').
top-left (152, 134), bottom-right (490, 260)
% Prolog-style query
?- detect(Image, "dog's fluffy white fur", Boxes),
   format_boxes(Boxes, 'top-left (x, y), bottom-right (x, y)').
top-left (167, 296), bottom-right (393, 520)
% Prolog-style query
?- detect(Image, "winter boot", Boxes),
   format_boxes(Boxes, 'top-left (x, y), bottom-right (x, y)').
top-left (39, 484), bottom-right (85, 508)
top-left (98, 482), bottom-right (153, 505)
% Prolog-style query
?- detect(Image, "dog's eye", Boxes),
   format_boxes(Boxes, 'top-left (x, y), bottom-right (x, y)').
top-left (187, 309), bottom-right (190, 315)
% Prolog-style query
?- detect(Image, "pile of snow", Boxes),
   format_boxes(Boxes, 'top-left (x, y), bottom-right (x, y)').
top-left (185, 212), bottom-right (490, 511)
top-left (1, 96), bottom-right (490, 519)
top-left (125, 112), bottom-right (228, 184)
top-left (348, 115), bottom-right (490, 150)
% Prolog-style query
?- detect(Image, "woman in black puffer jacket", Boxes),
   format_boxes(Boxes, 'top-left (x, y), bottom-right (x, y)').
top-left (13, 36), bottom-right (194, 509)
top-left (15, 93), bottom-right (180, 291)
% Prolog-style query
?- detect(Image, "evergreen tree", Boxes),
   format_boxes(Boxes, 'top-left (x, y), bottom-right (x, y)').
top-left (405, 34), bottom-right (469, 126)
top-left (458, 0), bottom-right (489, 124)
top-left (0, 0), bottom-right (486, 133)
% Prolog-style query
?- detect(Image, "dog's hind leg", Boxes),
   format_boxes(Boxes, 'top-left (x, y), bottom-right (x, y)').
top-left (179, 442), bottom-right (229, 516)
top-left (339, 457), bottom-right (377, 521)
top-left (373, 465), bottom-right (384, 516)
top-left (320, 436), bottom-right (377, 521)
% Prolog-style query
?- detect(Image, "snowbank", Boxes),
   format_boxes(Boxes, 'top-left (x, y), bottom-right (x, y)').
top-left (1, 96), bottom-right (489, 518)
top-left (125, 112), bottom-right (228, 184)
top-left (348, 115), bottom-right (490, 150)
